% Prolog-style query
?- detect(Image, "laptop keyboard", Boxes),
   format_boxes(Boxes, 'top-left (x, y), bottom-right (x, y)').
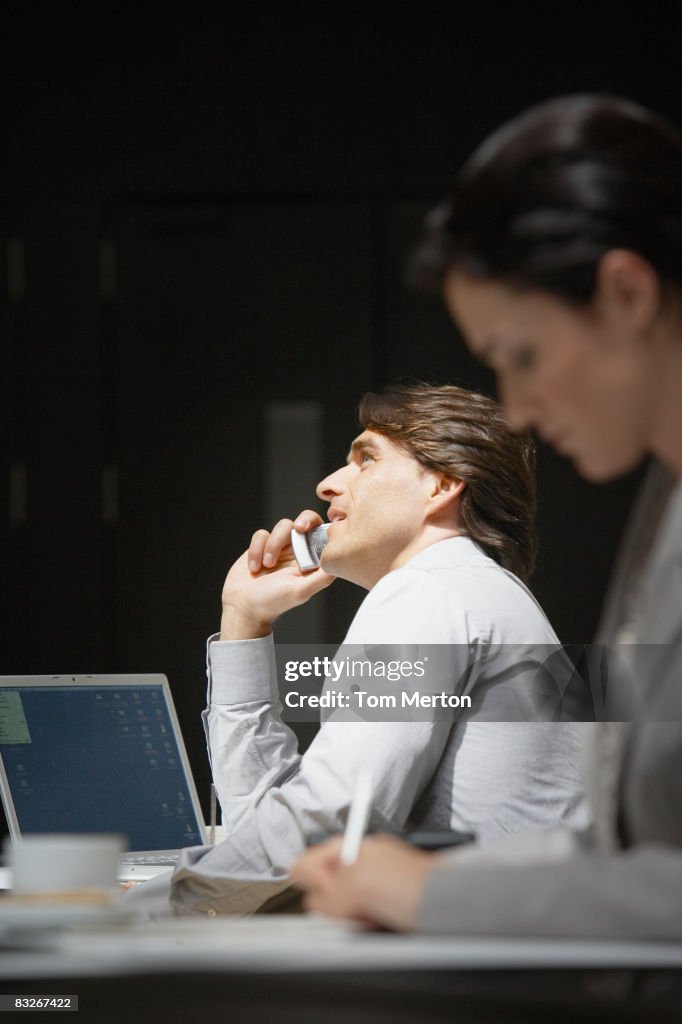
top-left (120, 852), bottom-right (179, 866)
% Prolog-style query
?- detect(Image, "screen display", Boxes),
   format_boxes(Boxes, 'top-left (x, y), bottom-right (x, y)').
top-left (0, 684), bottom-right (203, 851)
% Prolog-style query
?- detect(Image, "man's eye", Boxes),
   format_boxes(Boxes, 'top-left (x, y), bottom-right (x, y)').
top-left (361, 453), bottom-right (375, 465)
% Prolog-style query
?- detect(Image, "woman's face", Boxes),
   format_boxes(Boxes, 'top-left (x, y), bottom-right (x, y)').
top-left (443, 269), bottom-right (656, 482)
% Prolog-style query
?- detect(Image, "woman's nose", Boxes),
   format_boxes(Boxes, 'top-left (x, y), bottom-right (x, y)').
top-left (498, 376), bottom-right (537, 433)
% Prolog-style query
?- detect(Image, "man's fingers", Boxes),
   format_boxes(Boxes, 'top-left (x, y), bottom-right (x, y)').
top-left (261, 518), bottom-right (297, 568)
top-left (293, 567), bottom-right (336, 602)
top-left (247, 512), bottom-right (326, 574)
top-left (247, 529), bottom-right (272, 572)
top-left (293, 509), bottom-right (325, 532)
top-left (247, 520), bottom-right (294, 572)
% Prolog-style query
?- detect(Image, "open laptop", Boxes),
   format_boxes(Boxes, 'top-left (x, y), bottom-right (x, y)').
top-left (0, 674), bottom-right (209, 884)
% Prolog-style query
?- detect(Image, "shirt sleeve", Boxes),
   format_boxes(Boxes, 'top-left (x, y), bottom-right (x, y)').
top-left (202, 633), bottom-right (302, 832)
top-left (202, 627), bottom-right (454, 846)
top-left (168, 571), bottom-right (468, 915)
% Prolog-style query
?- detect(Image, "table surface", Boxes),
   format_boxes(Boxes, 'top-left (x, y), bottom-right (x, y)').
top-left (2, 914), bottom-right (682, 980)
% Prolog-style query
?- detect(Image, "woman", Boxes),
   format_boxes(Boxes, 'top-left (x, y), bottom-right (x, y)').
top-left (290, 94), bottom-right (682, 939)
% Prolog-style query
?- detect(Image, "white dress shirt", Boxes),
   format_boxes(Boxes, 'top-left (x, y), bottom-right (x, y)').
top-left (164, 536), bottom-right (587, 915)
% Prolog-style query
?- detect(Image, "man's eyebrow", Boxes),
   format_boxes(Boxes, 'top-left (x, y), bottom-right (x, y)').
top-left (346, 438), bottom-right (379, 463)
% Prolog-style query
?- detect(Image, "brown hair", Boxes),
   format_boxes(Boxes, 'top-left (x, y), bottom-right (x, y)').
top-left (358, 382), bottom-right (537, 582)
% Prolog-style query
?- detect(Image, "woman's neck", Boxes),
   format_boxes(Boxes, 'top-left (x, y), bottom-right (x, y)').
top-left (651, 330), bottom-right (682, 477)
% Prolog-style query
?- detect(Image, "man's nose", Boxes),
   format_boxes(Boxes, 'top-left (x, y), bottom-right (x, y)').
top-left (316, 465), bottom-right (348, 502)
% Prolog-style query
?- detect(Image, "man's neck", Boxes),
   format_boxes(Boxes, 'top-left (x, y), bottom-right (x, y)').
top-left (368, 526), bottom-right (465, 589)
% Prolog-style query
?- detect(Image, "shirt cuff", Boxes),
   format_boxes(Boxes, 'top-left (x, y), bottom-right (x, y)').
top-left (206, 632), bottom-right (279, 705)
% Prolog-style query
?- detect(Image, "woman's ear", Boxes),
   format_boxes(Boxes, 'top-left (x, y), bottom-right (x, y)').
top-left (594, 249), bottom-right (662, 336)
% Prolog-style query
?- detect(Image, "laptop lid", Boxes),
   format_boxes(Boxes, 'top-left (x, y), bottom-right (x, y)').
top-left (0, 674), bottom-right (207, 852)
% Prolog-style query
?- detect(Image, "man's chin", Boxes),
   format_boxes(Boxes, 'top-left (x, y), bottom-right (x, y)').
top-left (320, 548), bottom-right (344, 579)
top-left (320, 548), bottom-right (367, 589)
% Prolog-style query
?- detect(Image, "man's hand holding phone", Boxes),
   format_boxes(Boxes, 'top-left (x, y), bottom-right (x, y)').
top-left (220, 511), bottom-right (335, 640)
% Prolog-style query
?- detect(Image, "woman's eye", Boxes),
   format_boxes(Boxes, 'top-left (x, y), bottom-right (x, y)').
top-left (510, 347), bottom-right (536, 371)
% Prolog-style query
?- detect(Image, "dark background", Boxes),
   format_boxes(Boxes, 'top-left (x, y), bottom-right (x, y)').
top-left (2, 7), bottom-right (679, 824)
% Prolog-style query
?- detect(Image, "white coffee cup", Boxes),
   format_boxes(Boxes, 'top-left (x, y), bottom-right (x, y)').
top-left (5, 834), bottom-right (125, 901)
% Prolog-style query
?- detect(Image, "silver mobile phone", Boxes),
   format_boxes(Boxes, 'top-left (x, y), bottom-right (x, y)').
top-left (290, 524), bottom-right (330, 572)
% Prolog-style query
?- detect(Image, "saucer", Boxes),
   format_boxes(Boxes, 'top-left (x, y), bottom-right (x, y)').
top-left (0, 898), bottom-right (137, 943)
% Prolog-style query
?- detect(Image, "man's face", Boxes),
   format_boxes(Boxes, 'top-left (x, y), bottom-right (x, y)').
top-left (315, 430), bottom-right (437, 589)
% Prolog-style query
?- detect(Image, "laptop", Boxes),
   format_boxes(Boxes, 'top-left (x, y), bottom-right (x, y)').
top-left (0, 674), bottom-right (209, 883)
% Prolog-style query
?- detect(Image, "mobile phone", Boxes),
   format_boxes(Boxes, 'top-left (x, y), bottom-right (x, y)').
top-left (291, 523), bottom-right (331, 572)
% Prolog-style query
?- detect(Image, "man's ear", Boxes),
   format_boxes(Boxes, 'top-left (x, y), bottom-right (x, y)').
top-left (427, 474), bottom-right (466, 516)
top-left (594, 249), bottom-right (661, 336)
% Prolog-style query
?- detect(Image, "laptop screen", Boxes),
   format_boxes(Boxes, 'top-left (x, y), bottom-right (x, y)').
top-left (0, 675), bottom-right (206, 852)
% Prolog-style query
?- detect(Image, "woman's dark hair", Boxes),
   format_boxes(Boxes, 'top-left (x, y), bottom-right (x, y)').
top-left (358, 383), bottom-right (537, 582)
top-left (411, 94), bottom-right (682, 303)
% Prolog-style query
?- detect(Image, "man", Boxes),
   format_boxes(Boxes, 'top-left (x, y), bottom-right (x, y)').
top-left (133, 382), bottom-right (587, 916)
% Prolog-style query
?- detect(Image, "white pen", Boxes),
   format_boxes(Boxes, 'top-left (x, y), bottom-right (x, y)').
top-left (209, 783), bottom-right (217, 845)
top-left (339, 767), bottom-right (373, 865)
